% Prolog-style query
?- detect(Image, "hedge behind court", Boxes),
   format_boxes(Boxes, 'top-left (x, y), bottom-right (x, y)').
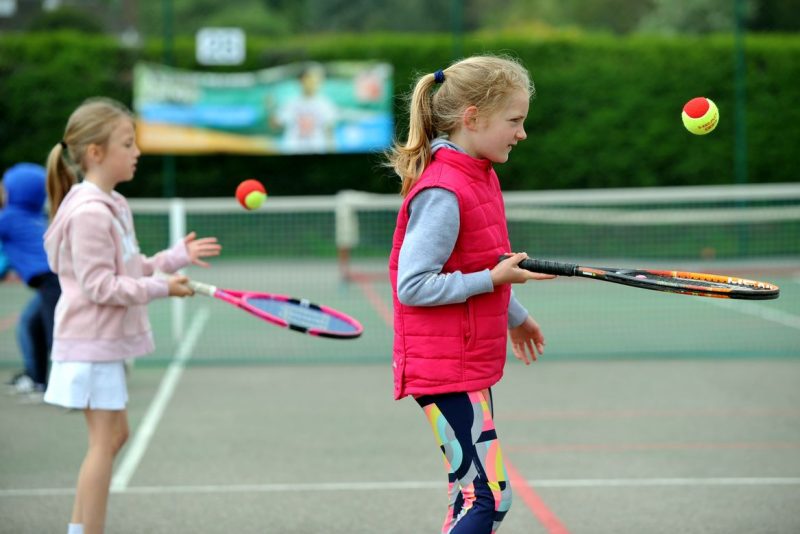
top-left (1, 31), bottom-right (797, 197)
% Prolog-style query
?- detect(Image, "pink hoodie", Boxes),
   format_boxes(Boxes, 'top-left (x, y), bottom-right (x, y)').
top-left (44, 182), bottom-right (189, 362)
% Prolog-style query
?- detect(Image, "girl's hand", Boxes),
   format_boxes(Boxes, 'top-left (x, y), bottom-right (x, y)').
top-left (167, 274), bottom-right (194, 297)
top-left (509, 315), bottom-right (545, 365)
top-left (491, 252), bottom-right (556, 285)
top-left (184, 232), bottom-right (222, 267)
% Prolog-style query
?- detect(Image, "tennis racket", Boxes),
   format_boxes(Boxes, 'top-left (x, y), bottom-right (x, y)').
top-left (188, 280), bottom-right (364, 339)
top-left (499, 255), bottom-right (780, 300)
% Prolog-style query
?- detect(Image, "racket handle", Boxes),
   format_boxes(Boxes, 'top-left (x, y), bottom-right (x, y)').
top-left (188, 280), bottom-right (217, 297)
top-left (498, 255), bottom-right (577, 276)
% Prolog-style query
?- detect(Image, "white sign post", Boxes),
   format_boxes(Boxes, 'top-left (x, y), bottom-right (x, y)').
top-left (196, 28), bottom-right (246, 66)
top-left (0, 0), bottom-right (18, 17)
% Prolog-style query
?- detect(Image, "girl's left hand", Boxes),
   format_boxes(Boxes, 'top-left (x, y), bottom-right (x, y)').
top-left (509, 315), bottom-right (545, 365)
top-left (184, 232), bottom-right (222, 267)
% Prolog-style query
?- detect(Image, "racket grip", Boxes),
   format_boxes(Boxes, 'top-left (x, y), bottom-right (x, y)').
top-left (498, 255), bottom-right (577, 276)
top-left (187, 280), bottom-right (217, 296)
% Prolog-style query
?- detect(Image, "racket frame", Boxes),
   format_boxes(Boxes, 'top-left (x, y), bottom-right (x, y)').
top-left (500, 256), bottom-right (780, 300)
top-left (188, 281), bottom-right (364, 338)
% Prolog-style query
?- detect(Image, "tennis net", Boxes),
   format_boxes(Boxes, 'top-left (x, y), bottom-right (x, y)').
top-left (113, 183), bottom-right (800, 365)
top-left (340, 183), bottom-right (800, 276)
top-left (3, 184), bottom-right (797, 368)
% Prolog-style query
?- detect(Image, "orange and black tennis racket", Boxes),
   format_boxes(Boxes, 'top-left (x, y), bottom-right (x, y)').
top-left (500, 255), bottom-right (779, 300)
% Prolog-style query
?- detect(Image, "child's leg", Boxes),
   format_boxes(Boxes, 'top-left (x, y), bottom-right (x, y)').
top-left (38, 275), bottom-right (61, 380)
top-left (416, 389), bottom-right (512, 534)
top-left (14, 294), bottom-right (44, 383)
top-left (72, 409), bottom-right (129, 534)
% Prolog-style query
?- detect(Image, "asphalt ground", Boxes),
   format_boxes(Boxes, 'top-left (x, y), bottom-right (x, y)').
top-left (2, 359), bottom-right (800, 534)
top-left (2, 262), bottom-right (798, 533)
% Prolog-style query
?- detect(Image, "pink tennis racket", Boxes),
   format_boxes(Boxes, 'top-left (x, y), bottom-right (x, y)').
top-left (188, 280), bottom-right (363, 339)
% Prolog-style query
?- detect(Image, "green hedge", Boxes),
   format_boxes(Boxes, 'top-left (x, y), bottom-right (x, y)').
top-left (1, 31), bottom-right (798, 197)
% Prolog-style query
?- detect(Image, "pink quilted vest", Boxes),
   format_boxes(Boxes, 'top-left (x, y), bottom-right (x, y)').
top-left (389, 149), bottom-right (511, 400)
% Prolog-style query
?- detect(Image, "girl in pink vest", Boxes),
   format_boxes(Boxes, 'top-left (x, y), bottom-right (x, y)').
top-left (387, 56), bottom-right (555, 533)
top-left (43, 98), bottom-right (221, 534)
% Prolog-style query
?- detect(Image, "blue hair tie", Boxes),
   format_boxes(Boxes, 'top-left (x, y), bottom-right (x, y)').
top-left (433, 69), bottom-right (445, 84)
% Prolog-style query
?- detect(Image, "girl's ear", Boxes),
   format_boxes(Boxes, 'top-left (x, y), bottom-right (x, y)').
top-left (462, 105), bottom-right (480, 131)
top-left (86, 143), bottom-right (104, 164)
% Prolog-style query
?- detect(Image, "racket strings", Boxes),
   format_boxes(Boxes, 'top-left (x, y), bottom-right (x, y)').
top-left (281, 305), bottom-right (332, 329)
top-left (247, 297), bottom-right (331, 329)
top-left (672, 271), bottom-right (776, 290)
top-left (245, 296), bottom-right (361, 334)
top-left (633, 272), bottom-right (776, 293)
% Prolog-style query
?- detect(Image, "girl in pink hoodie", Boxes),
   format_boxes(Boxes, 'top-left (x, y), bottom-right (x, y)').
top-left (43, 97), bottom-right (221, 534)
top-left (387, 56), bottom-right (554, 533)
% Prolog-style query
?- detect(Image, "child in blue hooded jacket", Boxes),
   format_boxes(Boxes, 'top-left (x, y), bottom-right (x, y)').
top-left (0, 162), bottom-right (61, 393)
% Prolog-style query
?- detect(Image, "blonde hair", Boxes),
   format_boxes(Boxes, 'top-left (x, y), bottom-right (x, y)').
top-left (46, 97), bottom-right (134, 216)
top-left (387, 55), bottom-right (534, 196)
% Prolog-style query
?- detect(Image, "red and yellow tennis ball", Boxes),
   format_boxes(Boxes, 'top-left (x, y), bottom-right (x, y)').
top-left (236, 179), bottom-right (267, 210)
top-left (682, 97), bottom-right (719, 135)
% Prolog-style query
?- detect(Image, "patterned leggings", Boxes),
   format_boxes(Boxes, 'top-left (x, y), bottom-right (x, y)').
top-left (416, 389), bottom-right (512, 534)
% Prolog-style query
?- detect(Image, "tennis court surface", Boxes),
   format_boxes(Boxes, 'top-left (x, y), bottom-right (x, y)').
top-left (1, 184), bottom-right (799, 533)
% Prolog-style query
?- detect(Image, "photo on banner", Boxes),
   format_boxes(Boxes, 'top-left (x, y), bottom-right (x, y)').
top-left (133, 61), bottom-right (393, 155)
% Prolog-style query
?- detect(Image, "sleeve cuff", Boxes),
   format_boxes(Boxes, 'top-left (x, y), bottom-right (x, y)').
top-left (171, 239), bottom-right (190, 268)
top-left (463, 269), bottom-right (495, 298)
top-left (508, 292), bottom-right (529, 328)
top-left (147, 278), bottom-right (170, 300)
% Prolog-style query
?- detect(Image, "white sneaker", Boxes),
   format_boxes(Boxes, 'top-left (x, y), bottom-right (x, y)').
top-left (11, 374), bottom-right (36, 394)
top-left (11, 374), bottom-right (45, 395)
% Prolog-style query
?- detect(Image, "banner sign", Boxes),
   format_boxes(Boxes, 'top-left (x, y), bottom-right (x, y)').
top-left (133, 61), bottom-right (393, 155)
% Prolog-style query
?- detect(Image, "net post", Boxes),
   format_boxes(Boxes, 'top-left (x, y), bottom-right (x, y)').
top-left (169, 197), bottom-right (187, 342)
top-left (335, 190), bottom-right (362, 282)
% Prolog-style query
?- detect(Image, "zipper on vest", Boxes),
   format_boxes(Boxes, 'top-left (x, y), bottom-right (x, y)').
top-left (464, 300), bottom-right (476, 350)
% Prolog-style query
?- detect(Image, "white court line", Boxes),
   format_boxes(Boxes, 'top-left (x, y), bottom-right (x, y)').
top-left (6, 477), bottom-right (800, 498)
top-left (704, 299), bottom-right (800, 331)
top-left (109, 307), bottom-right (210, 493)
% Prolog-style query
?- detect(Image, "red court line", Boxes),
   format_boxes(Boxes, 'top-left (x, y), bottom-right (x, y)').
top-left (506, 441), bottom-right (800, 454)
top-left (353, 279), bottom-right (393, 327)
top-left (0, 312), bottom-right (19, 333)
top-left (506, 460), bottom-right (571, 534)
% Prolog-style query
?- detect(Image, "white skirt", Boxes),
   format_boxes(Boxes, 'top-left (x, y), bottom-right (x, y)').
top-left (44, 361), bottom-right (128, 410)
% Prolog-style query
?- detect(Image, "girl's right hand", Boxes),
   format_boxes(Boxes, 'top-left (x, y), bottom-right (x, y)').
top-left (491, 252), bottom-right (557, 285)
top-left (167, 274), bottom-right (194, 297)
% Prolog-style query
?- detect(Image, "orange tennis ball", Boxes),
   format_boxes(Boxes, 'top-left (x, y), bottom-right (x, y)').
top-left (682, 97), bottom-right (719, 135)
top-left (236, 179), bottom-right (267, 210)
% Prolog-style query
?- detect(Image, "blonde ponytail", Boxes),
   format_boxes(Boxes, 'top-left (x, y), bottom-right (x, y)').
top-left (387, 73), bottom-right (438, 196)
top-left (45, 142), bottom-right (78, 217)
